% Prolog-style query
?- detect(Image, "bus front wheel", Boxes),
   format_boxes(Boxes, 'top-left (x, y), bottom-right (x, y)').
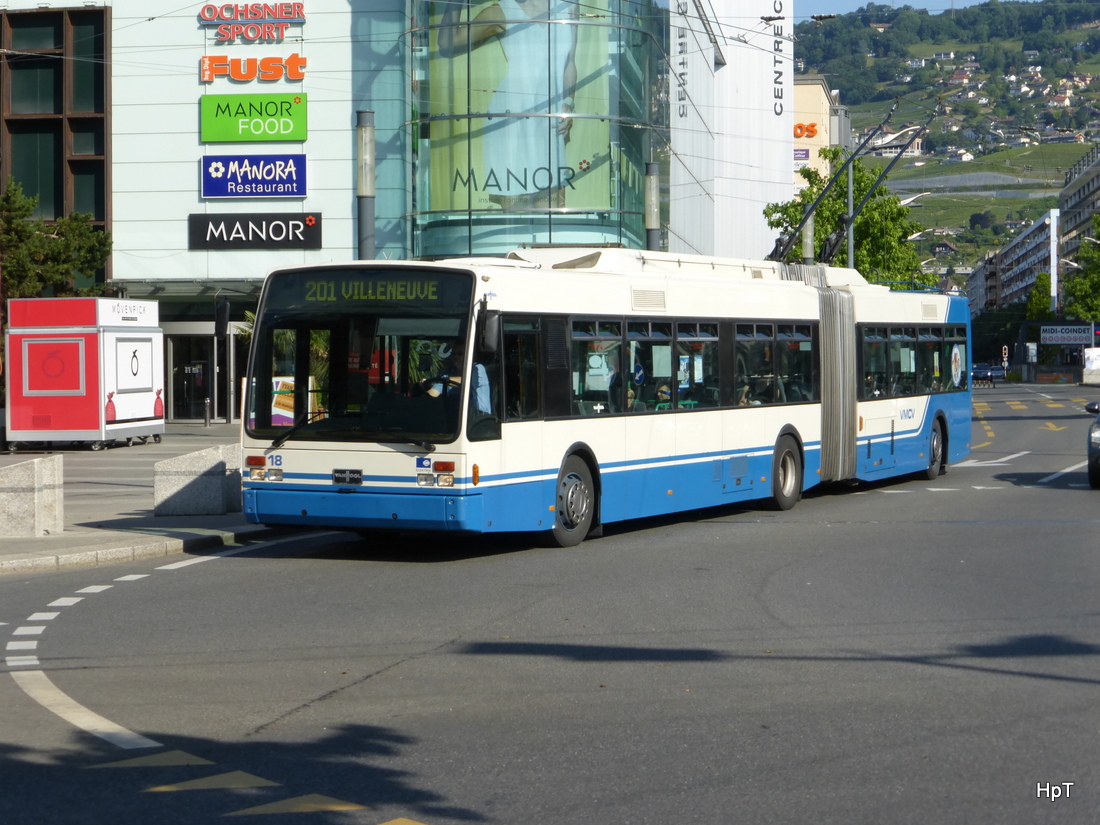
top-left (548, 456), bottom-right (595, 547)
top-left (770, 435), bottom-right (802, 511)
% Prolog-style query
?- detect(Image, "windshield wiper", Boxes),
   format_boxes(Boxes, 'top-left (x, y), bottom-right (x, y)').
top-left (270, 410), bottom-right (325, 450)
top-left (359, 429), bottom-right (437, 453)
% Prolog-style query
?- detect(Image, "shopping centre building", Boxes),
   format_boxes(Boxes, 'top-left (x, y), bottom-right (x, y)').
top-left (1, 0), bottom-right (799, 421)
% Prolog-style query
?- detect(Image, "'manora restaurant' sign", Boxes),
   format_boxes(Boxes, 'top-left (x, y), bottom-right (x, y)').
top-left (201, 154), bottom-right (307, 198)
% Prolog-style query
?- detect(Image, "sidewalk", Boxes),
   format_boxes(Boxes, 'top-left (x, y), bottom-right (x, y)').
top-left (0, 422), bottom-right (284, 576)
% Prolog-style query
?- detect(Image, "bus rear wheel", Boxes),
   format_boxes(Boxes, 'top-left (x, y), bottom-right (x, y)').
top-left (548, 456), bottom-right (594, 547)
top-left (922, 419), bottom-right (944, 480)
top-left (770, 435), bottom-right (802, 511)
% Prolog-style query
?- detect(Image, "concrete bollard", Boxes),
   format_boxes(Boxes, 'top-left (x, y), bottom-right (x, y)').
top-left (0, 454), bottom-right (64, 536)
top-left (154, 445), bottom-right (242, 516)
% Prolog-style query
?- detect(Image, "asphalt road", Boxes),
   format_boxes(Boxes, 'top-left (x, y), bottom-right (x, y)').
top-left (2, 384), bottom-right (1099, 824)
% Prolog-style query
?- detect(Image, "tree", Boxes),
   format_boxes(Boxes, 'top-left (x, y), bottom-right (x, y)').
top-left (764, 147), bottom-right (931, 287)
top-left (1062, 215), bottom-right (1100, 321)
top-left (0, 177), bottom-right (111, 300)
top-left (1027, 271), bottom-right (1056, 325)
top-left (970, 210), bottom-right (994, 230)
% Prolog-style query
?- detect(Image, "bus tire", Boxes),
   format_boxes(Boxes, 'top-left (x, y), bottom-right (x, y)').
top-left (548, 456), bottom-right (595, 547)
top-left (770, 435), bottom-right (802, 511)
top-left (922, 419), bottom-right (944, 480)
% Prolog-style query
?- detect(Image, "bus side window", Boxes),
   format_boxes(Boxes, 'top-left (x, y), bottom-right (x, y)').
top-left (503, 326), bottom-right (541, 421)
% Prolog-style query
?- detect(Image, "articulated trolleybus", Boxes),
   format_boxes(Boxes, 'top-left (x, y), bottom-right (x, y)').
top-left (241, 248), bottom-right (971, 546)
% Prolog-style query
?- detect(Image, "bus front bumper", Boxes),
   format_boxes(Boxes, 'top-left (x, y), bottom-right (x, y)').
top-left (243, 486), bottom-right (483, 532)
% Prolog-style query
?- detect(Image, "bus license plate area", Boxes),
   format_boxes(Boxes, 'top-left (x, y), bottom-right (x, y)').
top-left (333, 469), bottom-right (363, 485)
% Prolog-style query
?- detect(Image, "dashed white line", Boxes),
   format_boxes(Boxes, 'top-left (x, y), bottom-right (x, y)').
top-left (7, 641), bottom-right (37, 651)
top-left (13, 626), bottom-right (46, 636)
top-left (27, 612), bottom-right (60, 622)
top-left (48, 598), bottom-right (83, 607)
top-left (76, 586), bottom-right (113, 594)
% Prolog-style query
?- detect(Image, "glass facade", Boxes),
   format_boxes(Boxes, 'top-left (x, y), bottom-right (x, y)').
top-left (410, 0), bottom-right (665, 257)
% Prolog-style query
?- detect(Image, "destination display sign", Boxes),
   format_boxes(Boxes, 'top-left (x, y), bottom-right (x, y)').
top-left (265, 269), bottom-right (474, 310)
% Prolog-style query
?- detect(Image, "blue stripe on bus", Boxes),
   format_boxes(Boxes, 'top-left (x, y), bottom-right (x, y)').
top-left (252, 441), bottom-right (826, 488)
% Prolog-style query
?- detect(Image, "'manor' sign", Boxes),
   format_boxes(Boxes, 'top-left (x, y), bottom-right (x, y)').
top-left (201, 93), bottom-right (307, 142)
top-left (189, 213), bottom-right (321, 249)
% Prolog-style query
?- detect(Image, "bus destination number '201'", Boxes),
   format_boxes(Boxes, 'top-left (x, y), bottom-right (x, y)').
top-left (305, 280), bottom-right (338, 301)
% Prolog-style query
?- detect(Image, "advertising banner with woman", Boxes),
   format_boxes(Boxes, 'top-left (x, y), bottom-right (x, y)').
top-left (426, 0), bottom-right (613, 214)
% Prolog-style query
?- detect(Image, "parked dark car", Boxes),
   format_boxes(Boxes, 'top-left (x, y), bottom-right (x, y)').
top-left (1086, 402), bottom-right (1100, 489)
top-left (971, 362), bottom-right (994, 383)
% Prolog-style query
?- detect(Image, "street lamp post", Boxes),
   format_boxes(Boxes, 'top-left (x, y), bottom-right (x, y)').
top-left (356, 110), bottom-right (376, 260)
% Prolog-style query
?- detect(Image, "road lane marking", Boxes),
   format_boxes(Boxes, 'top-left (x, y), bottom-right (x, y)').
top-left (9, 670), bottom-right (161, 750)
top-left (76, 586), bottom-right (113, 594)
top-left (48, 597), bottom-right (83, 607)
top-left (157, 546), bottom-right (257, 570)
top-left (145, 771), bottom-right (279, 792)
top-left (1038, 461), bottom-right (1089, 484)
top-left (87, 750), bottom-right (215, 769)
top-left (226, 795), bottom-right (371, 816)
top-left (955, 451), bottom-right (1031, 468)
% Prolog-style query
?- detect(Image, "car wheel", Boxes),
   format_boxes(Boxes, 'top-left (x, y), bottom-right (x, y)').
top-left (1089, 462), bottom-right (1100, 490)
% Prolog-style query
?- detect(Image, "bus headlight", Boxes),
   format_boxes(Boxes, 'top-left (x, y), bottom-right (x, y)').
top-left (437, 474), bottom-right (454, 487)
top-left (417, 473), bottom-right (436, 486)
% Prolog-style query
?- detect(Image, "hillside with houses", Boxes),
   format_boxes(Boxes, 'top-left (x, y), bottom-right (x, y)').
top-left (794, 1), bottom-right (1100, 271)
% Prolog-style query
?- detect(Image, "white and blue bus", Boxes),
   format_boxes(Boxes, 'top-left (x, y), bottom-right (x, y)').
top-left (241, 247), bottom-right (971, 546)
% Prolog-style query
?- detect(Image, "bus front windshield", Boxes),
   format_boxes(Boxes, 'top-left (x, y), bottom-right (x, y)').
top-left (245, 269), bottom-right (475, 447)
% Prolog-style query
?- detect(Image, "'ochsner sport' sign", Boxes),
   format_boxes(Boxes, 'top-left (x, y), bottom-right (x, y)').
top-left (202, 154), bottom-right (306, 198)
top-left (188, 213), bottom-right (321, 249)
top-left (198, 3), bottom-right (305, 42)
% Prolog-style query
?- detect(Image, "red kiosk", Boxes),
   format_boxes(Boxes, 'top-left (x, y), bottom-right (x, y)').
top-left (5, 298), bottom-right (165, 450)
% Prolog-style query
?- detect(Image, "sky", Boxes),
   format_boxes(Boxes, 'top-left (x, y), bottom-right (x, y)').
top-left (795, 1), bottom-right (1043, 21)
